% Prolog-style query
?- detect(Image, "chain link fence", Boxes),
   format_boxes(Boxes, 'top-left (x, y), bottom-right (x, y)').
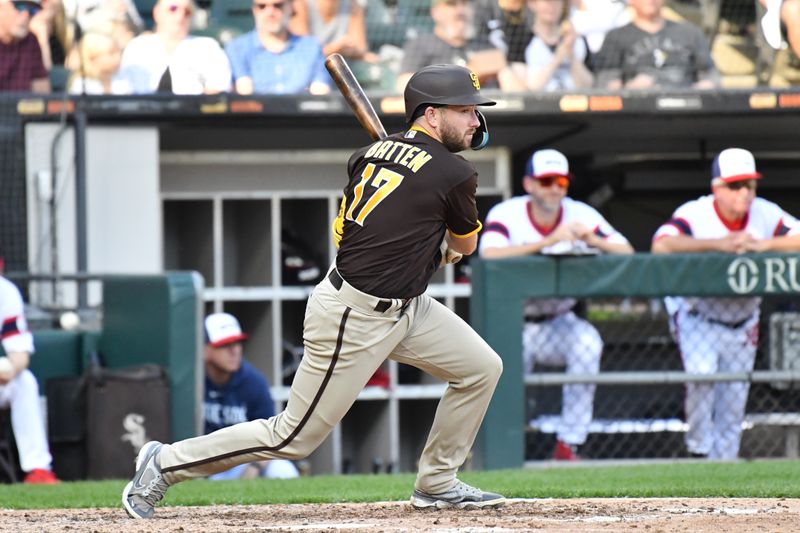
top-left (524, 295), bottom-right (800, 461)
top-left (0, 97), bottom-right (28, 274)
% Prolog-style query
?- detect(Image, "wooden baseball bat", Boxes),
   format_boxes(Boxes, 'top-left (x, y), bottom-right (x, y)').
top-left (325, 53), bottom-right (388, 141)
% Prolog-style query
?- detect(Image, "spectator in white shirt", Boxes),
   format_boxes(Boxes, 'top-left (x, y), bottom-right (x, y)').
top-left (119, 0), bottom-right (231, 94)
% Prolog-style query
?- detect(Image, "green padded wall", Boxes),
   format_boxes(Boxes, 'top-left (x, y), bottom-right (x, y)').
top-left (27, 330), bottom-right (83, 389)
top-left (100, 272), bottom-right (203, 440)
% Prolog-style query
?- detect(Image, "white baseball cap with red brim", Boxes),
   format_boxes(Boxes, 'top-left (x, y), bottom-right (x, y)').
top-left (712, 148), bottom-right (763, 183)
top-left (525, 149), bottom-right (574, 180)
top-left (205, 312), bottom-right (248, 347)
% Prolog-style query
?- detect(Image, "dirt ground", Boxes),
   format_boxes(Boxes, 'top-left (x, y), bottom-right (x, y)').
top-left (1, 498), bottom-right (797, 532)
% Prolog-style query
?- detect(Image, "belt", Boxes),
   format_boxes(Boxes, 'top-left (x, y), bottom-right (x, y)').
top-left (524, 312), bottom-right (562, 324)
top-left (328, 270), bottom-right (409, 313)
top-left (688, 309), bottom-right (749, 329)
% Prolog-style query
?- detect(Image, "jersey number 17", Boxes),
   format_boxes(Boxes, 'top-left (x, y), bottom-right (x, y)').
top-left (345, 163), bottom-right (405, 226)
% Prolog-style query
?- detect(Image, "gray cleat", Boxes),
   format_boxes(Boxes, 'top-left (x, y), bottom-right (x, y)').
top-left (410, 479), bottom-right (506, 510)
top-left (122, 441), bottom-right (169, 519)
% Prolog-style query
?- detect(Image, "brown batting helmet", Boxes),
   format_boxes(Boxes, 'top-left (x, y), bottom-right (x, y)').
top-left (403, 64), bottom-right (496, 123)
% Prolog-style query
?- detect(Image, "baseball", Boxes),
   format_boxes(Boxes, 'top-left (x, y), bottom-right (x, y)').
top-left (60, 311), bottom-right (81, 330)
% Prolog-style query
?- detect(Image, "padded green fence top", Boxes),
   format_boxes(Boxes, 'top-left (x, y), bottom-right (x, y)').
top-left (480, 252), bottom-right (800, 298)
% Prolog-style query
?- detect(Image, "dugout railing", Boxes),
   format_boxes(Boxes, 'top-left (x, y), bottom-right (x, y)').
top-left (471, 253), bottom-right (800, 469)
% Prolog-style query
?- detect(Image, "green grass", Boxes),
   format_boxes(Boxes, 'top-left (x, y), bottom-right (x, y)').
top-left (2, 461), bottom-right (800, 509)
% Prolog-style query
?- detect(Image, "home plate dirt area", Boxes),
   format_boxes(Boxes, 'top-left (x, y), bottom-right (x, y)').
top-left (1, 498), bottom-right (798, 532)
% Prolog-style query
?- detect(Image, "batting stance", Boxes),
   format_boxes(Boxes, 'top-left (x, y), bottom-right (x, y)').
top-left (123, 64), bottom-right (505, 518)
top-left (479, 149), bottom-right (633, 460)
top-left (653, 148), bottom-right (800, 460)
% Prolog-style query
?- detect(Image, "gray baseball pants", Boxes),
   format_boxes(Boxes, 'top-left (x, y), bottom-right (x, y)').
top-left (158, 267), bottom-right (502, 494)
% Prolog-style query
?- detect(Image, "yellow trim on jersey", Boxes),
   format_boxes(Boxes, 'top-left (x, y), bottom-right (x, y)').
top-left (449, 220), bottom-right (483, 238)
top-left (409, 124), bottom-right (432, 136)
top-left (332, 196), bottom-right (347, 248)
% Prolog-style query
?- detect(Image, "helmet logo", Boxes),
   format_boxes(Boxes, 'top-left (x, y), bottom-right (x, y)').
top-left (469, 71), bottom-right (480, 90)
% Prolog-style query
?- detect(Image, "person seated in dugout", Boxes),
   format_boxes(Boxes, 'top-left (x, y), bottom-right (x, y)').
top-left (0, 255), bottom-right (59, 484)
top-left (202, 312), bottom-right (299, 480)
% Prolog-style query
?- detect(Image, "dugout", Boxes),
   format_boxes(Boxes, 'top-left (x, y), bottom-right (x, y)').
top-left (2, 86), bottom-right (800, 473)
top-left (1, 273), bottom-right (203, 481)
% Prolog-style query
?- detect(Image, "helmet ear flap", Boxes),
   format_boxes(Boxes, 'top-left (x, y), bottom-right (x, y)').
top-left (470, 110), bottom-right (489, 151)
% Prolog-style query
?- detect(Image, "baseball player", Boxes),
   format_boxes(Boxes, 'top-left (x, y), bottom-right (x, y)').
top-left (0, 272), bottom-right (59, 483)
top-left (123, 64), bottom-right (505, 519)
top-left (479, 148), bottom-right (633, 460)
top-left (652, 148), bottom-right (800, 460)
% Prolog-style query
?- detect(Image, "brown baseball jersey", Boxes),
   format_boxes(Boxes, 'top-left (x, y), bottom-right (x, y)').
top-left (333, 127), bottom-right (482, 298)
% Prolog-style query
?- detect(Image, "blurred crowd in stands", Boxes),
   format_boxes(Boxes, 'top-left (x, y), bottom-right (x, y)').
top-left (1, 0), bottom-right (799, 96)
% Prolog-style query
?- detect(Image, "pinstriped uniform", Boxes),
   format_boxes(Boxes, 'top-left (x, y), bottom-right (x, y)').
top-left (156, 129), bottom-right (503, 494)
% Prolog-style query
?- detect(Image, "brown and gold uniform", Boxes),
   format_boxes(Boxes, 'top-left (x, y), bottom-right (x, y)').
top-left (155, 127), bottom-right (502, 495)
top-left (335, 127), bottom-right (482, 297)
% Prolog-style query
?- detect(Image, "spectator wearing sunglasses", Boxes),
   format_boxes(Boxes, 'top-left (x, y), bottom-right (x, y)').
top-left (653, 148), bottom-right (800, 460)
top-left (479, 148), bottom-right (633, 461)
top-left (0, 0), bottom-right (51, 92)
top-left (119, 0), bottom-right (231, 94)
top-left (225, 0), bottom-right (330, 95)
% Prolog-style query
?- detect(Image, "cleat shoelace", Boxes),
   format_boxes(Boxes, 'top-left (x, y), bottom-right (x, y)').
top-left (140, 476), bottom-right (168, 505)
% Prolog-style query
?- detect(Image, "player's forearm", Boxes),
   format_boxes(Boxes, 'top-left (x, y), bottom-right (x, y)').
top-left (446, 231), bottom-right (477, 255)
top-left (651, 235), bottom-right (722, 253)
top-left (480, 241), bottom-right (550, 258)
top-left (593, 239), bottom-right (634, 255)
top-left (7, 351), bottom-right (30, 372)
top-left (759, 234), bottom-right (800, 252)
top-left (0, 351), bottom-right (30, 382)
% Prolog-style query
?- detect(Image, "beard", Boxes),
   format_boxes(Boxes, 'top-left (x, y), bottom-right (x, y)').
top-left (439, 115), bottom-right (473, 153)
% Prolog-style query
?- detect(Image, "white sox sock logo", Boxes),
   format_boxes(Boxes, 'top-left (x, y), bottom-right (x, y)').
top-left (121, 413), bottom-right (149, 452)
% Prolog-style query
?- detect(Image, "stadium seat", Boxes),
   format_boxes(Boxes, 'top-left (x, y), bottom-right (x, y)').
top-left (349, 59), bottom-right (397, 91)
top-left (135, 0), bottom-right (158, 30)
top-left (49, 66), bottom-right (70, 94)
top-left (365, 0), bottom-right (434, 51)
top-left (209, 0), bottom-right (254, 36)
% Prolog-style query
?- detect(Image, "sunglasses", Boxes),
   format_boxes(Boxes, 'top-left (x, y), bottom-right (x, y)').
top-left (12, 1), bottom-right (41, 16)
top-left (253, 1), bottom-right (285, 10)
top-left (536, 176), bottom-right (570, 188)
top-left (167, 3), bottom-right (193, 16)
top-left (724, 180), bottom-right (756, 191)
